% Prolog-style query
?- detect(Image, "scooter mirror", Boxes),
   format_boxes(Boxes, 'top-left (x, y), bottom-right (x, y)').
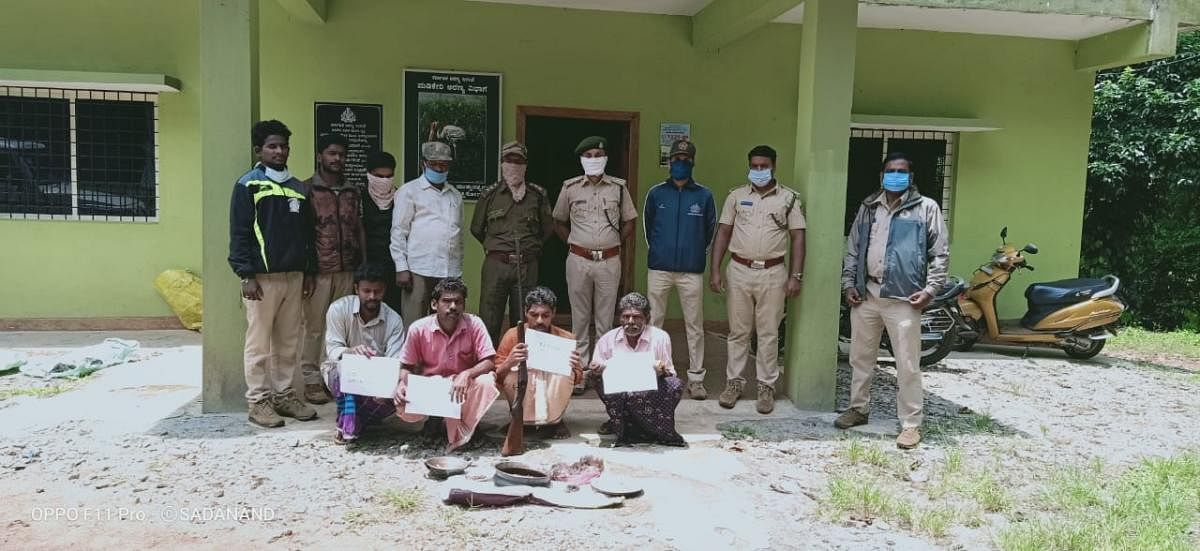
top-left (1023, 243), bottom-right (1039, 254)
top-left (1000, 227), bottom-right (1008, 242)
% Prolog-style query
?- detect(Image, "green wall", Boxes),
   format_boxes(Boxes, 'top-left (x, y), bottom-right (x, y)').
top-left (0, 0), bottom-right (200, 318)
top-left (0, 0), bottom-right (1093, 321)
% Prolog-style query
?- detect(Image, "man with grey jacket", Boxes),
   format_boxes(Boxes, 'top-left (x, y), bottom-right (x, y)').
top-left (835, 151), bottom-right (949, 449)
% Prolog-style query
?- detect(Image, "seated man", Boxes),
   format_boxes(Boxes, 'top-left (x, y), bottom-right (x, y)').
top-left (494, 287), bottom-right (583, 439)
top-left (394, 278), bottom-right (499, 452)
top-left (588, 292), bottom-right (685, 447)
top-left (321, 264), bottom-right (407, 444)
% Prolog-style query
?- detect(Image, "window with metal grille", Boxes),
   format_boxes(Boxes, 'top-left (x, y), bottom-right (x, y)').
top-left (0, 87), bottom-right (158, 221)
top-left (845, 128), bottom-right (956, 235)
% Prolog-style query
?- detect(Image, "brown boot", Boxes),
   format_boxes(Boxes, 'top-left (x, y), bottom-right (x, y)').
top-left (687, 381), bottom-right (707, 400)
top-left (248, 401), bottom-right (284, 428)
top-left (834, 408), bottom-right (869, 429)
top-left (304, 383), bottom-right (330, 405)
top-left (756, 383), bottom-right (775, 414)
top-left (896, 427), bottom-right (922, 449)
top-left (718, 380), bottom-right (744, 409)
top-left (273, 393), bottom-right (318, 421)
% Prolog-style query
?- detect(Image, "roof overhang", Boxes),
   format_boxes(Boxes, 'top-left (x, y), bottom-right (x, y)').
top-left (0, 69), bottom-right (182, 93)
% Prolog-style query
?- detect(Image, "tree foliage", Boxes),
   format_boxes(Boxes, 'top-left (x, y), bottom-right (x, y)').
top-left (1084, 31), bottom-right (1200, 330)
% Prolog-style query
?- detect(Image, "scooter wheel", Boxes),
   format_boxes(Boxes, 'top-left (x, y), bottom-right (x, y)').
top-left (1064, 338), bottom-right (1106, 360)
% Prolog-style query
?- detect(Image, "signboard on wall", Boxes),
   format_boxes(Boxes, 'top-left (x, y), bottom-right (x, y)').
top-left (314, 102), bottom-right (383, 187)
top-left (403, 69), bottom-right (502, 202)
top-left (659, 122), bottom-right (691, 166)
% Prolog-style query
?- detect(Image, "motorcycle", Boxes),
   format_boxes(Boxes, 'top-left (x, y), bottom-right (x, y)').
top-left (949, 227), bottom-right (1125, 359)
top-left (837, 276), bottom-right (966, 368)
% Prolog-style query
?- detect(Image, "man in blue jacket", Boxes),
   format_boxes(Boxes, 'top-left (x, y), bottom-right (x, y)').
top-left (644, 139), bottom-right (716, 399)
top-left (229, 120), bottom-right (319, 429)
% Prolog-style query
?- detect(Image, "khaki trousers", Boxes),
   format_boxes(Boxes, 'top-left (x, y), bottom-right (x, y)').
top-left (243, 271), bottom-right (304, 403)
top-left (478, 257), bottom-right (539, 346)
top-left (648, 269), bottom-right (705, 383)
top-left (724, 262), bottom-right (785, 387)
top-left (848, 290), bottom-right (924, 428)
top-left (298, 271), bottom-right (355, 386)
top-left (400, 273), bottom-right (445, 328)
top-left (565, 254), bottom-right (620, 363)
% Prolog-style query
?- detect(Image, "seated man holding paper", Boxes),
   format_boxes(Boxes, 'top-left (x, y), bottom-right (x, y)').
top-left (321, 264), bottom-right (407, 444)
top-left (494, 287), bottom-right (583, 439)
top-left (394, 278), bottom-right (499, 452)
top-left (588, 292), bottom-right (685, 447)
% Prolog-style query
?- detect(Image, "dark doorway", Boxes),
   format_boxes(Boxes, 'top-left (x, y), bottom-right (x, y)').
top-left (517, 106), bottom-right (640, 318)
top-left (844, 130), bottom-right (952, 234)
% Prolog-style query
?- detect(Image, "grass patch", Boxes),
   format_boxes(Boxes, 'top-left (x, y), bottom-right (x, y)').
top-left (923, 412), bottom-right (1007, 442)
top-left (436, 506), bottom-right (479, 539)
top-left (823, 477), bottom-right (957, 538)
top-left (721, 425), bottom-right (757, 440)
top-left (380, 487), bottom-right (425, 514)
top-left (1110, 327), bottom-right (1200, 360)
top-left (968, 473), bottom-right (1011, 513)
top-left (998, 452), bottom-right (1200, 551)
top-left (944, 447), bottom-right (964, 476)
top-left (0, 381), bottom-right (80, 400)
top-left (843, 439), bottom-right (894, 470)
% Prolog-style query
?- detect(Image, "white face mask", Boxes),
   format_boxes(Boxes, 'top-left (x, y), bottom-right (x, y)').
top-left (748, 168), bottom-right (773, 187)
top-left (580, 156), bottom-right (608, 177)
top-left (264, 165), bottom-right (292, 183)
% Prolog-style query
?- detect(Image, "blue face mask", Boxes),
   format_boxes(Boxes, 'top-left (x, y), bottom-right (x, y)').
top-left (424, 166), bottom-right (448, 185)
top-left (748, 168), bottom-right (773, 187)
top-left (882, 172), bottom-right (910, 192)
top-left (669, 159), bottom-right (693, 181)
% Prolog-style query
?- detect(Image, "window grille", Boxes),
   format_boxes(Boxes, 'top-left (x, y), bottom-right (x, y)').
top-left (849, 128), bottom-right (956, 229)
top-left (0, 86), bottom-right (158, 221)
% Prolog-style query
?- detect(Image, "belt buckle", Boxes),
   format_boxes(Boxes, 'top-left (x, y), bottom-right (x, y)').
top-left (591, 250), bottom-right (604, 261)
top-left (506, 253), bottom-right (521, 264)
top-left (751, 260), bottom-right (766, 270)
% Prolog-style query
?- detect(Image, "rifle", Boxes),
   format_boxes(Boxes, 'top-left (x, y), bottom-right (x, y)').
top-left (501, 238), bottom-right (527, 456)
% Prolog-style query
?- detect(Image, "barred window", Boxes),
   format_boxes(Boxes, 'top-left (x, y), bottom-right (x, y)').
top-left (0, 87), bottom-right (158, 221)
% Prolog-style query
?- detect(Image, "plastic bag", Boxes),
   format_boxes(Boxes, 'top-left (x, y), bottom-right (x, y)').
top-left (19, 338), bottom-right (139, 379)
top-left (154, 269), bottom-right (202, 331)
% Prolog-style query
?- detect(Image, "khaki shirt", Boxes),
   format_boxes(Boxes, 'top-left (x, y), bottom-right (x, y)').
top-left (470, 181), bottom-right (554, 255)
top-left (718, 183), bottom-right (806, 260)
top-left (552, 174), bottom-right (637, 249)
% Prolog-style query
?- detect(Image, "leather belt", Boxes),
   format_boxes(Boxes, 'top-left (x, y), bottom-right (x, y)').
top-left (731, 253), bottom-right (785, 270)
top-left (486, 251), bottom-right (534, 265)
top-left (569, 244), bottom-right (621, 261)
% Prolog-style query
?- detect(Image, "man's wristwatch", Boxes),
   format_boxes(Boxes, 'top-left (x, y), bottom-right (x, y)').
top-left (790, 272), bottom-right (804, 282)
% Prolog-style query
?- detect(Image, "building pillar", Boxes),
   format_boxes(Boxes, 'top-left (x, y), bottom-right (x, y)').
top-left (201, 0), bottom-right (259, 412)
top-left (784, 0), bottom-right (857, 409)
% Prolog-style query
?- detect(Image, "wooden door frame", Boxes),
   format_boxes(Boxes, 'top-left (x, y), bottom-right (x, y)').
top-left (516, 105), bottom-right (641, 300)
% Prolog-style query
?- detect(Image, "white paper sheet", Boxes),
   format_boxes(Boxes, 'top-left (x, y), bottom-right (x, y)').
top-left (602, 351), bottom-right (658, 394)
top-left (525, 329), bottom-right (576, 377)
top-left (405, 374), bottom-right (462, 419)
top-left (338, 354), bottom-right (401, 398)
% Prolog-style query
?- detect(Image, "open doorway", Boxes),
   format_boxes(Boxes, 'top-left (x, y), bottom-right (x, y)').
top-left (516, 106), bottom-right (640, 321)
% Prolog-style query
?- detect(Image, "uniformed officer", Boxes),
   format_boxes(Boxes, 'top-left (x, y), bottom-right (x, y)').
top-left (553, 136), bottom-right (638, 392)
top-left (709, 144), bottom-right (806, 415)
top-left (470, 141), bottom-right (554, 345)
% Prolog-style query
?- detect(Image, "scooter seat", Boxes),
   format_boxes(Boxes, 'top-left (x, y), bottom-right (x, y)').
top-left (1024, 278), bottom-right (1109, 306)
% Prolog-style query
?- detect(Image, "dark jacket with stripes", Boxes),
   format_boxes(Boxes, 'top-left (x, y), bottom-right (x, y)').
top-left (228, 163), bottom-right (317, 278)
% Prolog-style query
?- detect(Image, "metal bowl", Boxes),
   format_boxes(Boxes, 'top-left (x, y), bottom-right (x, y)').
top-left (493, 461), bottom-right (551, 487)
top-left (425, 456), bottom-right (470, 478)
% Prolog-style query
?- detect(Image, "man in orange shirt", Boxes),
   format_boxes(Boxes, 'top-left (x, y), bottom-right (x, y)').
top-left (494, 287), bottom-right (583, 439)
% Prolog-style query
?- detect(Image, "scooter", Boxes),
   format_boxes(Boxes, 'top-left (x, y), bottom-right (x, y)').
top-left (950, 227), bottom-right (1125, 359)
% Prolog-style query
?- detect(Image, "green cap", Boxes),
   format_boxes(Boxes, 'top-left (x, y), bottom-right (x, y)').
top-left (500, 141), bottom-right (527, 160)
top-left (575, 136), bottom-right (607, 155)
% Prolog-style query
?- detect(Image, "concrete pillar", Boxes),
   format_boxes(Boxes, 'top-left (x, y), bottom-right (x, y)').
top-left (201, 0), bottom-right (259, 412)
top-left (784, 0), bottom-right (857, 409)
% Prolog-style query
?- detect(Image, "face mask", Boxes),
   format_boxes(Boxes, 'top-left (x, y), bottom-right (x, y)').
top-left (501, 162), bottom-right (526, 186)
top-left (366, 173), bottom-right (396, 210)
top-left (264, 165), bottom-right (291, 183)
top-left (882, 172), bottom-right (911, 192)
top-left (580, 156), bottom-right (607, 177)
top-left (669, 159), bottom-right (693, 181)
top-left (748, 168), bottom-right (773, 187)
top-left (424, 166), bottom-right (448, 185)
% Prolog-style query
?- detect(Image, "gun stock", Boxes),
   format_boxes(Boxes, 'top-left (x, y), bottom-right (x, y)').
top-left (501, 321), bottom-right (528, 456)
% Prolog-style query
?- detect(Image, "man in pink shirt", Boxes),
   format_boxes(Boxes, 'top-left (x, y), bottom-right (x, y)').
top-left (588, 292), bottom-right (685, 447)
top-left (393, 278), bottom-right (499, 452)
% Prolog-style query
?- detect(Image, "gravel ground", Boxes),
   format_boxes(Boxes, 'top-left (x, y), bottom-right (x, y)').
top-left (1, 332), bottom-right (1198, 549)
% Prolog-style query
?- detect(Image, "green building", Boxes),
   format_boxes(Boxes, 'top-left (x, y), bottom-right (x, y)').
top-left (0, 0), bottom-right (1192, 411)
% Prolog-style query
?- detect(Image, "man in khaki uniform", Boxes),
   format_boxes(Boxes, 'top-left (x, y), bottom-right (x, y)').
top-left (709, 145), bottom-right (806, 415)
top-left (553, 136), bottom-right (637, 393)
top-left (470, 141), bottom-right (554, 344)
top-left (835, 151), bottom-right (949, 450)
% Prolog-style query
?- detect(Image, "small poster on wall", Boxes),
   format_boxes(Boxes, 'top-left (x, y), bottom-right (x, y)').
top-left (659, 122), bottom-right (691, 166)
top-left (314, 102), bottom-right (383, 187)
top-left (403, 69), bottom-right (502, 202)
